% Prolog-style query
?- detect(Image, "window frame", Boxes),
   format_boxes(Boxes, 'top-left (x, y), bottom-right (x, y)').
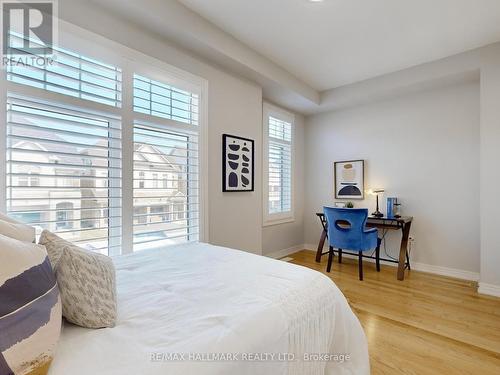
top-left (132, 120), bottom-right (199, 250)
top-left (0, 20), bottom-right (209, 254)
top-left (262, 102), bottom-right (295, 226)
top-left (5, 94), bottom-right (123, 254)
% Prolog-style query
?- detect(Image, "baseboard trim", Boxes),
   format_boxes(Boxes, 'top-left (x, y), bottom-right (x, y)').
top-left (265, 244), bottom-right (305, 260)
top-left (411, 262), bottom-right (480, 282)
top-left (478, 282), bottom-right (500, 297)
top-left (303, 244), bottom-right (480, 282)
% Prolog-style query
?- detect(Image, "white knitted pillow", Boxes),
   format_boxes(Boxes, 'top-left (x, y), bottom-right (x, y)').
top-left (38, 230), bottom-right (67, 271)
top-left (40, 231), bottom-right (117, 329)
top-left (56, 244), bottom-right (117, 328)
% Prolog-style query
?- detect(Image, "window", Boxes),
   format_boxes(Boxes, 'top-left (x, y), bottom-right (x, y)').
top-left (56, 202), bottom-right (74, 230)
top-left (29, 172), bottom-right (40, 187)
top-left (133, 122), bottom-right (199, 251)
top-left (6, 96), bottom-right (122, 254)
top-left (133, 74), bottom-right (199, 125)
top-left (138, 171), bottom-right (145, 188)
top-left (263, 103), bottom-right (294, 225)
top-left (2, 25), bottom-right (206, 255)
top-left (15, 166), bottom-right (40, 187)
top-left (18, 175), bottom-right (29, 187)
top-left (7, 32), bottom-right (122, 107)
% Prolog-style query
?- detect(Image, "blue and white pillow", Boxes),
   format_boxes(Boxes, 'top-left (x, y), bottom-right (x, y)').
top-left (0, 234), bottom-right (62, 375)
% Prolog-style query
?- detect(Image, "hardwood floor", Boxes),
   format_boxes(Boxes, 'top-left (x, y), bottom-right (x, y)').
top-left (289, 250), bottom-right (500, 374)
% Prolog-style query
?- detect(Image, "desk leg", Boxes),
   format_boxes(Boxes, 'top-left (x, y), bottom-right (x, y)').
top-left (397, 222), bottom-right (412, 280)
top-left (316, 229), bottom-right (327, 262)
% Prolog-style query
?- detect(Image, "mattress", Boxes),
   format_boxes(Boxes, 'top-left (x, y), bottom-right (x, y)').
top-left (49, 242), bottom-right (369, 375)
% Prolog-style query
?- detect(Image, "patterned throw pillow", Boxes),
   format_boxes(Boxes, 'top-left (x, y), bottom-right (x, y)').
top-left (0, 234), bottom-right (62, 375)
top-left (38, 230), bottom-right (67, 271)
top-left (55, 241), bottom-right (117, 329)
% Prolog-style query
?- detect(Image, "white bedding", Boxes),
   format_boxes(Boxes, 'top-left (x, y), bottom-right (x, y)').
top-left (49, 242), bottom-right (369, 375)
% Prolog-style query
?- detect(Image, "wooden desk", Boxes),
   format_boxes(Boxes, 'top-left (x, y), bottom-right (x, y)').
top-left (315, 213), bottom-right (413, 280)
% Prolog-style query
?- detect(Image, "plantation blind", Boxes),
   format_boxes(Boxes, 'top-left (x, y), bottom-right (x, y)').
top-left (268, 116), bottom-right (292, 214)
top-left (133, 74), bottom-right (199, 125)
top-left (6, 96), bottom-right (122, 254)
top-left (6, 32), bottom-right (122, 107)
top-left (133, 124), bottom-right (199, 250)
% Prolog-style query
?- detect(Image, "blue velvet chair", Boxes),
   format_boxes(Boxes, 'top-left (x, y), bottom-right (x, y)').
top-left (323, 207), bottom-right (382, 280)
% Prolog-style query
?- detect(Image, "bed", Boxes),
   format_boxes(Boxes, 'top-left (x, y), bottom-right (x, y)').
top-left (49, 242), bottom-right (369, 375)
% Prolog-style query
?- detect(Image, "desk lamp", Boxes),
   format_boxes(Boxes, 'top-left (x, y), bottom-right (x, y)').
top-left (367, 188), bottom-right (384, 218)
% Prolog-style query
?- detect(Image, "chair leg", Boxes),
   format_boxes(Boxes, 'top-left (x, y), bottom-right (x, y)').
top-left (326, 246), bottom-right (334, 273)
top-left (376, 238), bottom-right (381, 272)
top-left (358, 251), bottom-right (363, 281)
top-left (338, 248), bottom-right (342, 263)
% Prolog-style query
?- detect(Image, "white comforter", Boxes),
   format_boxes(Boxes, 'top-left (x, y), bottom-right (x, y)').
top-left (49, 242), bottom-right (369, 375)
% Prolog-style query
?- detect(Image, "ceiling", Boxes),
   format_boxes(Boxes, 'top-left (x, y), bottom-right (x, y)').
top-left (178, 0), bottom-right (500, 91)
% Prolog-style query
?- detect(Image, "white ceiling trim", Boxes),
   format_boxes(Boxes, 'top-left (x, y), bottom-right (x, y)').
top-left (59, 0), bottom-right (497, 115)
top-left (86, 0), bottom-right (320, 110)
top-left (317, 45), bottom-right (484, 114)
top-left (179, 0), bottom-right (500, 92)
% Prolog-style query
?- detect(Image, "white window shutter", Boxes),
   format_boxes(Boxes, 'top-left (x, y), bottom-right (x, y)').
top-left (6, 96), bottom-right (122, 254)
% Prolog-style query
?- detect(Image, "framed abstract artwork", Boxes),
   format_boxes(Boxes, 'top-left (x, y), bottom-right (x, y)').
top-left (334, 159), bottom-right (364, 199)
top-left (222, 134), bottom-right (254, 192)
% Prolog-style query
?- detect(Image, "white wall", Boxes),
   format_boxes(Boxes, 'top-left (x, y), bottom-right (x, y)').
top-left (304, 81), bottom-right (480, 273)
top-left (479, 44), bottom-right (500, 291)
top-left (262, 113), bottom-right (305, 255)
top-left (207, 76), bottom-right (263, 254)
